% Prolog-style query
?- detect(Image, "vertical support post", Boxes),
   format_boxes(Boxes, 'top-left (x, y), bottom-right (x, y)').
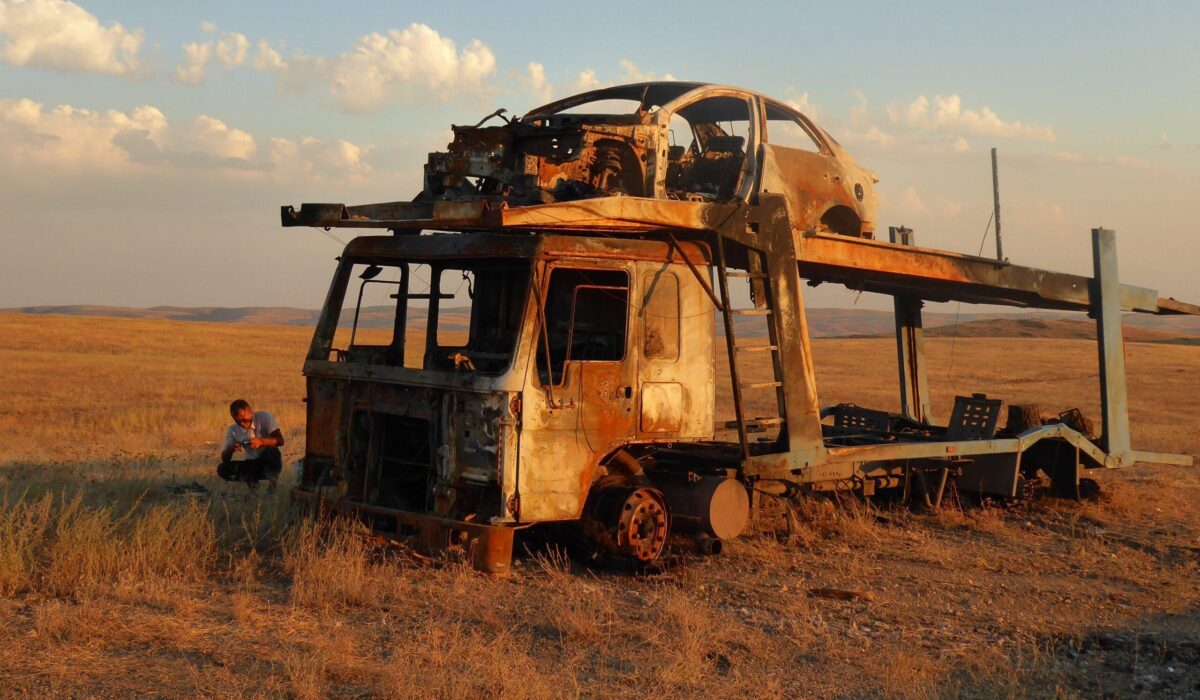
top-left (387, 263), bottom-right (411, 366)
top-left (890, 227), bottom-right (932, 424)
top-left (425, 266), bottom-right (442, 364)
top-left (758, 194), bottom-right (825, 471)
top-left (991, 147), bottom-right (1004, 261)
top-left (1092, 227), bottom-right (1131, 466)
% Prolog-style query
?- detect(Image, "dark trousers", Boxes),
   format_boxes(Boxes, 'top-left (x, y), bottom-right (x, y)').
top-left (217, 447), bottom-right (282, 484)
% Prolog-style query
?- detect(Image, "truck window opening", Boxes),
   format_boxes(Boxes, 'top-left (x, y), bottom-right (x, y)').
top-left (330, 259), bottom-right (529, 374)
top-left (537, 268), bottom-right (629, 385)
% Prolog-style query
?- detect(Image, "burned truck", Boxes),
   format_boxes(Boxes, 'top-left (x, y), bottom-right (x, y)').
top-left (284, 82), bottom-right (1198, 573)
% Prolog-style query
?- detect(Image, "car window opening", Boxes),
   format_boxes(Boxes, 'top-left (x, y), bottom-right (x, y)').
top-left (666, 96), bottom-right (753, 202)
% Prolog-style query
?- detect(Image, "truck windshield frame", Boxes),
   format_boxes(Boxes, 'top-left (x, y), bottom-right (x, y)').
top-left (318, 256), bottom-right (532, 376)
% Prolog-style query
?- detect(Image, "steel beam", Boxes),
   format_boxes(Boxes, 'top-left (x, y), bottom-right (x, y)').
top-left (890, 227), bottom-right (932, 424)
top-left (1092, 228), bottom-right (1132, 467)
top-left (751, 194), bottom-right (825, 475)
top-left (797, 231), bottom-right (1160, 314)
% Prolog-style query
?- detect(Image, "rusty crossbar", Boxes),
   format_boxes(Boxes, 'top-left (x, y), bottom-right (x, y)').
top-left (291, 488), bottom-right (516, 574)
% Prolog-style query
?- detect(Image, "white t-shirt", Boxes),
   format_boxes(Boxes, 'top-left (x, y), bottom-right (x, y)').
top-left (221, 410), bottom-right (280, 460)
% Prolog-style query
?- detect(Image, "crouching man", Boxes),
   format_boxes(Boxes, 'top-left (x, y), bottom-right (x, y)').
top-left (218, 399), bottom-right (284, 489)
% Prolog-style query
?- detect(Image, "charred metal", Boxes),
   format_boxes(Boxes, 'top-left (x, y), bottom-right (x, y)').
top-left (284, 82), bottom-right (1198, 573)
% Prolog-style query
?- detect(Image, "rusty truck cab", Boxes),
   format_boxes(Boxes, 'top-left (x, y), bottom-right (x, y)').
top-left (300, 232), bottom-right (715, 571)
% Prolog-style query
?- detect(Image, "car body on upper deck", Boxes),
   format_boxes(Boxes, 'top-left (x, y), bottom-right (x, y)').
top-left (426, 82), bottom-right (878, 238)
top-left (286, 82), bottom-right (878, 240)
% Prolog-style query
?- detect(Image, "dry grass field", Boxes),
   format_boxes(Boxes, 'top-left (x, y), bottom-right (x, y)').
top-left (1, 310), bottom-right (1199, 698)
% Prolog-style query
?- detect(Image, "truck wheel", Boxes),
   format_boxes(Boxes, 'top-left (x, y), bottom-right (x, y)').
top-left (583, 484), bottom-right (670, 562)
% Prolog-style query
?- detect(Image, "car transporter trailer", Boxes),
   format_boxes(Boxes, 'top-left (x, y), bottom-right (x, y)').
top-left (283, 82), bottom-right (1198, 573)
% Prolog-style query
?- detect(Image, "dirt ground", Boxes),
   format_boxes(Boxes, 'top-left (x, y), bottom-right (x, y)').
top-left (0, 311), bottom-right (1198, 698)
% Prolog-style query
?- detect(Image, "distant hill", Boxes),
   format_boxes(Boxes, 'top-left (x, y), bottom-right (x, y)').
top-left (12, 305), bottom-right (323, 326)
top-left (9, 304), bottom-right (1200, 342)
top-left (916, 317), bottom-right (1200, 345)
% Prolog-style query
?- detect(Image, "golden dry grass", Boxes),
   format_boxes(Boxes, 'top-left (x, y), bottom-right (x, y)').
top-left (1, 310), bottom-right (1199, 698)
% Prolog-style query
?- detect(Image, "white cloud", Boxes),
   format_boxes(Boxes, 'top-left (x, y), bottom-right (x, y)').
top-left (888, 94), bottom-right (1056, 142)
top-left (1111, 155), bottom-right (1154, 171)
top-left (952, 136), bottom-right (972, 154)
top-left (1045, 150), bottom-right (1155, 171)
top-left (0, 0), bottom-right (145, 77)
top-left (849, 91), bottom-right (871, 128)
top-left (251, 39), bottom-right (285, 71)
top-left (1009, 200), bottom-right (1069, 231)
top-left (526, 61), bottom-right (675, 104)
top-left (215, 32), bottom-right (248, 68)
top-left (199, 20), bottom-right (217, 34)
top-left (170, 31), bottom-right (256, 85)
top-left (840, 125), bottom-right (895, 149)
top-left (616, 58), bottom-right (676, 83)
top-left (572, 69), bottom-right (601, 93)
top-left (878, 185), bottom-right (927, 217)
top-left (263, 136), bottom-right (373, 179)
top-left (783, 91), bottom-right (819, 120)
top-left (0, 98), bottom-right (162, 169)
top-left (1047, 150), bottom-right (1087, 164)
top-left (263, 23), bottom-right (496, 113)
top-left (525, 62), bottom-right (552, 104)
top-left (940, 199), bottom-right (966, 218)
top-left (0, 97), bottom-right (375, 180)
top-left (174, 23), bottom-right (496, 112)
top-left (833, 92), bottom-right (896, 150)
top-left (172, 41), bottom-right (211, 86)
top-left (899, 186), bottom-right (926, 214)
top-left (177, 115), bottom-right (255, 160)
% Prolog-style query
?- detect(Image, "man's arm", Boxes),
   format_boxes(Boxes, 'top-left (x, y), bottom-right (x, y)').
top-left (219, 425), bottom-right (241, 462)
top-left (220, 438), bottom-right (239, 462)
top-left (249, 429), bottom-right (285, 450)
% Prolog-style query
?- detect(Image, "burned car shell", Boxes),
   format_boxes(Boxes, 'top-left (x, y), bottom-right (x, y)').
top-left (424, 82), bottom-right (878, 238)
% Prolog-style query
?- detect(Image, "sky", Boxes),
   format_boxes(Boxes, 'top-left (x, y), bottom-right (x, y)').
top-left (0, 0), bottom-right (1197, 311)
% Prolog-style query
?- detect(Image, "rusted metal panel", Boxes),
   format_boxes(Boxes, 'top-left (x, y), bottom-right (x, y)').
top-left (639, 382), bottom-right (682, 432)
top-left (579, 361), bottom-right (635, 450)
top-left (759, 145), bottom-right (876, 237)
top-left (516, 359), bottom-right (597, 522)
top-left (304, 377), bottom-right (342, 460)
top-left (636, 259), bottom-right (715, 441)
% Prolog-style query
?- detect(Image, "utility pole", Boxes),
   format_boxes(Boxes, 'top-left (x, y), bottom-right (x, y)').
top-left (991, 147), bottom-right (1004, 261)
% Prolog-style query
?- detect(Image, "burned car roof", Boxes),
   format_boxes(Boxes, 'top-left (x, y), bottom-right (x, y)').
top-left (522, 81), bottom-right (709, 119)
